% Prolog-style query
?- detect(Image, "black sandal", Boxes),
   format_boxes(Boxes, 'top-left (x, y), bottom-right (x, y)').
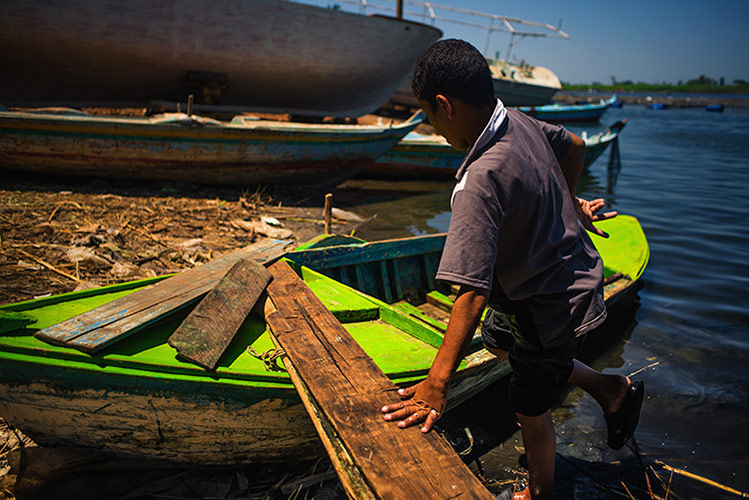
top-left (604, 380), bottom-right (644, 450)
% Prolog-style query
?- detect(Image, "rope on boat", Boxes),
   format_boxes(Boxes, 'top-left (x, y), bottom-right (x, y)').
top-left (246, 346), bottom-right (287, 372)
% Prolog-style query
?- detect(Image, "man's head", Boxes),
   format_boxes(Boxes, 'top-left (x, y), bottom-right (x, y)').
top-left (411, 39), bottom-right (495, 111)
top-left (411, 39), bottom-right (496, 151)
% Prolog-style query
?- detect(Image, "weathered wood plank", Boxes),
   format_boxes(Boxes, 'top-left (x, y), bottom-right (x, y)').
top-left (34, 239), bottom-right (291, 353)
top-left (168, 259), bottom-right (272, 370)
top-left (265, 261), bottom-right (494, 500)
top-left (378, 260), bottom-right (393, 303)
top-left (288, 234), bottom-right (446, 269)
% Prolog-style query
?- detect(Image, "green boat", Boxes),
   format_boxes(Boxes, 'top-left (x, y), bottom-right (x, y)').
top-left (0, 216), bottom-right (648, 464)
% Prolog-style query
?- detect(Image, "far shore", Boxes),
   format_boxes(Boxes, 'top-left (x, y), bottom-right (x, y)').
top-left (554, 90), bottom-right (749, 108)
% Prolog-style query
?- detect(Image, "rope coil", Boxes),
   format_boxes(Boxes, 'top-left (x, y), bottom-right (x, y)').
top-left (246, 346), bottom-right (287, 372)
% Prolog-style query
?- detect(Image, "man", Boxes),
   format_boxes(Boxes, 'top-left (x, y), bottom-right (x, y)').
top-left (381, 39), bottom-right (644, 500)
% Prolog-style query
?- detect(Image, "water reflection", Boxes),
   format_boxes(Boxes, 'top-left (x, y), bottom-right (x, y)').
top-left (333, 179), bottom-right (455, 239)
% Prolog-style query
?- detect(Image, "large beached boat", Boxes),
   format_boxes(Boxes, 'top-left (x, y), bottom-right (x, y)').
top-left (0, 0), bottom-right (441, 117)
top-left (0, 108), bottom-right (423, 187)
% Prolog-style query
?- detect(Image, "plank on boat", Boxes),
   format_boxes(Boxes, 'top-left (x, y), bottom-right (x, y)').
top-left (34, 239), bottom-right (291, 353)
top-left (264, 260), bottom-right (494, 500)
top-left (168, 258), bottom-right (272, 370)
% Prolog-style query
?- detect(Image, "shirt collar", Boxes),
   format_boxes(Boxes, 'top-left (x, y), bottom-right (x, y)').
top-left (455, 98), bottom-right (507, 182)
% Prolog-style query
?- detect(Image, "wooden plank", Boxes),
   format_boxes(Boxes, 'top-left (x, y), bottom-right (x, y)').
top-left (391, 258), bottom-right (404, 300)
top-left (426, 290), bottom-right (454, 314)
top-left (168, 259), bottom-right (272, 370)
top-left (0, 310), bottom-right (36, 334)
top-left (288, 234), bottom-right (446, 270)
top-left (34, 239), bottom-right (291, 353)
top-left (378, 260), bottom-right (393, 303)
top-left (264, 261), bottom-right (494, 500)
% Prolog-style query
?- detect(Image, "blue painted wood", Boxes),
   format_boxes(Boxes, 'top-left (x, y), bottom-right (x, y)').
top-left (379, 261), bottom-right (394, 303)
top-left (517, 94), bottom-right (619, 123)
top-left (391, 259), bottom-right (404, 300)
top-left (289, 234), bottom-right (446, 305)
top-left (288, 234), bottom-right (446, 269)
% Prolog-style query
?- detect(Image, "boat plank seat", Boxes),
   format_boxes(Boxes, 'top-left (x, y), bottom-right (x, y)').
top-left (168, 259), bottom-right (272, 370)
top-left (264, 260), bottom-right (494, 500)
top-left (34, 239), bottom-right (291, 354)
top-left (0, 310), bottom-right (36, 335)
top-left (288, 234), bottom-right (445, 304)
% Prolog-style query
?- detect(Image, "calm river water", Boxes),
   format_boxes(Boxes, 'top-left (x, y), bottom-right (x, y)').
top-left (333, 103), bottom-right (749, 497)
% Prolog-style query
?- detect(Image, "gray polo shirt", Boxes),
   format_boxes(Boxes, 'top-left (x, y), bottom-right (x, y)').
top-left (436, 107), bottom-right (606, 348)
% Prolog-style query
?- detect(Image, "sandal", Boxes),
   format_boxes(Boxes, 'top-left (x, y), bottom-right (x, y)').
top-left (604, 380), bottom-right (644, 450)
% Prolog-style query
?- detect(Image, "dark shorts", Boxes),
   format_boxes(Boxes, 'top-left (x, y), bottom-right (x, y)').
top-left (482, 305), bottom-right (584, 417)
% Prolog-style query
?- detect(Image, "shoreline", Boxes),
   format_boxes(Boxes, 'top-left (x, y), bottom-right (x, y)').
top-left (554, 90), bottom-right (749, 108)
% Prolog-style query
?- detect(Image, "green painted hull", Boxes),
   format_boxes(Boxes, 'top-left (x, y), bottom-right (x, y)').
top-left (0, 260), bottom-right (500, 463)
top-left (0, 216), bottom-right (648, 464)
top-left (289, 215), bottom-right (649, 307)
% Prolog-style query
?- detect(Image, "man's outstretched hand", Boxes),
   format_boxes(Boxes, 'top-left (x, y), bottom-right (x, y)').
top-left (381, 378), bottom-right (447, 433)
top-left (575, 197), bottom-right (617, 237)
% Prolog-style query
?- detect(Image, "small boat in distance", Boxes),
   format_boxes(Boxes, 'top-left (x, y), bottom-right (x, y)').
top-left (517, 94), bottom-right (619, 123)
top-left (0, 108), bottom-right (424, 187)
top-left (579, 119), bottom-right (628, 169)
top-left (0, 0), bottom-right (441, 117)
top-left (392, 58), bottom-right (563, 109)
top-left (489, 59), bottom-right (562, 107)
top-left (362, 119), bottom-right (628, 178)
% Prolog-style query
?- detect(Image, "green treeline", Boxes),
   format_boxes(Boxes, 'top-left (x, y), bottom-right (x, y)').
top-left (563, 75), bottom-right (749, 94)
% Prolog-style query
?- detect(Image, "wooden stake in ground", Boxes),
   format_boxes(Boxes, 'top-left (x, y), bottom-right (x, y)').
top-left (324, 193), bottom-right (333, 235)
top-left (264, 261), bottom-right (494, 500)
top-left (168, 258), bottom-right (272, 370)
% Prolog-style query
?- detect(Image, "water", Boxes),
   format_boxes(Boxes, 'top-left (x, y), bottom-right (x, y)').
top-left (333, 104), bottom-right (749, 496)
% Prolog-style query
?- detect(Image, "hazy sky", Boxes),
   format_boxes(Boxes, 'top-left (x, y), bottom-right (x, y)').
top-left (299, 0), bottom-right (749, 85)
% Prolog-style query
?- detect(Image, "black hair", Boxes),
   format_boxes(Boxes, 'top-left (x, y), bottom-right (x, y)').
top-left (411, 39), bottom-right (495, 110)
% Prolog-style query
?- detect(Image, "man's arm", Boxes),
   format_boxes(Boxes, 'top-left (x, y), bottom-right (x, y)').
top-left (559, 131), bottom-right (617, 237)
top-left (559, 132), bottom-right (586, 198)
top-left (381, 285), bottom-right (488, 432)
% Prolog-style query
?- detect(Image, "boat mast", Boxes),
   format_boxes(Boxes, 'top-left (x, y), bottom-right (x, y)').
top-left (324, 0), bottom-right (569, 62)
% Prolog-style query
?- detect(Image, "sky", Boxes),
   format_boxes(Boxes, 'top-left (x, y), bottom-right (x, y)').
top-left (297, 0), bottom-right (749, 85)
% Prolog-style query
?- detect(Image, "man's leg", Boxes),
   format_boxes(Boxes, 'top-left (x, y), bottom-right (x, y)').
top-left (516, 410), bottom-right (555, 500)
top-left (567, 359), bottom-right (630, 414)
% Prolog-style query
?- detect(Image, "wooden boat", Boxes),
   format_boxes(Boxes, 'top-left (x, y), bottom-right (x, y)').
top-left (0, 245), bottom-right (504, 464)
top-left (0, 217), bottom-right (647, 465)
top-left (290, 215), bottom-right (648, 314)
top-left (391, 59), bottom-right (562, 108)
top-left (387, 3), bottom-right (567, 108)
top-left (489, 60), bottom-right (562, 107)
top-left (0, 108), bottom-right (423, 187)
top-left (579, 120), bottom-right (628, 170)
top-left (0, 0), bottom-right (441, 118)
top-left (517, 94), bottom-right (619, 122)
top-left (363, 119), bottom-right (628, 178)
